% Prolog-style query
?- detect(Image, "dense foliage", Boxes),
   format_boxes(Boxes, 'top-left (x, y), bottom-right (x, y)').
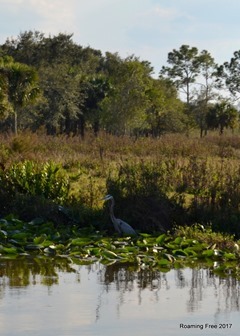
top-left (0, 31), bottom-right (239, 136)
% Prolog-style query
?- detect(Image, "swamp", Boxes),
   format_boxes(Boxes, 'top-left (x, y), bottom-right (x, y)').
top-left (2, 25), bottom-right (240, 336)
top-left (1, 132), bottom-right (240, 335)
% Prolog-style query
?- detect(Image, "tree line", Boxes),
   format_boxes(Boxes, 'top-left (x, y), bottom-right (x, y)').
top-left (0, 31), bottom-right (240, 137)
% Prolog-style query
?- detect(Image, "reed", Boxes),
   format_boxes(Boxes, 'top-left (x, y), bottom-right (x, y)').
top-left (1, 131), bottom-right (240, 236)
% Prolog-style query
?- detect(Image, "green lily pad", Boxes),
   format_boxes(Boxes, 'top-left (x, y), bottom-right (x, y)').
top-left (101, 249), bottom-right (119, 260)
top-left (202, 249), bottom-right (215, 257)
top-left (224, 252), bottom-right (237, 260)
top-left (156, 234), bottom-right (167, 245)
top-left (1, 246), bottom-right (18, 254)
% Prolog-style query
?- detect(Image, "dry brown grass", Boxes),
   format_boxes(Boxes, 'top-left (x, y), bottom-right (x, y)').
top-left (1, 130), bottom-right (240, 235)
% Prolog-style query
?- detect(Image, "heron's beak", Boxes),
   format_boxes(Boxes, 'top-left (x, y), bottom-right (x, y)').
top-left (101, 194), bottom-right (111, 201)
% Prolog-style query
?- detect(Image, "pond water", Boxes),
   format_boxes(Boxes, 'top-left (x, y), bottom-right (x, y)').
top-left (0, 256), bottom-right (239, 336)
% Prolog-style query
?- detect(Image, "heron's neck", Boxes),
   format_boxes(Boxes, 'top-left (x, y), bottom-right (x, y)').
top-left (109, 198), bottom-right (116, 221)
top-left (109, 199), bottom-right (119, 232)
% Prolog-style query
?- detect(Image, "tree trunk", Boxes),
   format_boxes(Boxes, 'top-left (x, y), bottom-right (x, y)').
top-left (14, 111), bottom-right (18, 135)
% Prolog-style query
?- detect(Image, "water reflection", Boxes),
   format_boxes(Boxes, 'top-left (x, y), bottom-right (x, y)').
top-left (0, 256), bottom-right (76, 287)
top-left (95, 262), bottom-right (240, 316)
top-left (0, 257), bottom-right (239, 336)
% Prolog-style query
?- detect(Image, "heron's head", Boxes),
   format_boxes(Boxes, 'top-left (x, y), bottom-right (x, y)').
top-left (102, 194), bottom-right (113, 201)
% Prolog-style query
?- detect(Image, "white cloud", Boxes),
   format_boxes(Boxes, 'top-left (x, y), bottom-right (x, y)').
top-left (27, 0), bottom-right (77, 34)
top-left (1, 0), bottom-right (23, 4)
top-left (153, 6), bottom-right (182, 20)
top-left (136, 4), bottom-right (193, 23)
top-left (0, 0), bottom-right (78, 39)
top-left (1, 0), bottom-right (240, 74)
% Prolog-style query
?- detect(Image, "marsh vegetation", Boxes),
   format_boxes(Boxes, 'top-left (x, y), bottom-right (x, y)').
top-left (1, 32), bottom-right (240, 267)
top-left (0, 131), bottom-right (240, 271)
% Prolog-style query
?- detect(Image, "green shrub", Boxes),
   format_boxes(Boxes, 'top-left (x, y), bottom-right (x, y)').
top-left (0, 160), bottom-right (70, 203)
top-left (106, 161), bottom-right (185, 233)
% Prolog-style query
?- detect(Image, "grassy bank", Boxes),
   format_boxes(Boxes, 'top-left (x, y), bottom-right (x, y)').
top-left (1, 131), bottom-right (240, 237)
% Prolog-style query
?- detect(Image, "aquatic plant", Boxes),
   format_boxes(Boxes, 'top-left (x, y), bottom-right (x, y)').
top-left (0, 216), bottom-right (239, 278)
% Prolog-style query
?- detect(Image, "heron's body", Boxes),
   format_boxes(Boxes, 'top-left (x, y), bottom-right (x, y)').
top-left (103, 194), bottom-right (137, 236)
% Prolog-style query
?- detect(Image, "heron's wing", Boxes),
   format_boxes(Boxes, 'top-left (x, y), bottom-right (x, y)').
top-left (117, 218), bottom-right (137, 235)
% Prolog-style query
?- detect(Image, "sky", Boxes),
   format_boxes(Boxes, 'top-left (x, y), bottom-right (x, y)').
top-left (1, 0), bottom-right (240, 76)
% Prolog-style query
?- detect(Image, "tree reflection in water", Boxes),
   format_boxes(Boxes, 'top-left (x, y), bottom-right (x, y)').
top-left (0, 256), bottom-right (76, 288)
top-left (94, 263), bottom-right (171, 320)
top-left (0, 257), bottom-right (240, 318)
top-left (95, 262), bottom-right (240, 319)
top-left (180, 268), bottom-right (240, 314)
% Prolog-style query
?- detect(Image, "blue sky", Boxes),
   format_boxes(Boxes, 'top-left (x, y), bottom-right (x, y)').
top-left (1, 0), bottom-right (240, 76)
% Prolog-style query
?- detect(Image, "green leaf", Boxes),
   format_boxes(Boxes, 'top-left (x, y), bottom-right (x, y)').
top-left (156, 234), bottom-right (166, 245)
top-left (202, 250), bottom-right (214, 257)
top-left (174, 236), bottom-right (183, 245)
top-left (11, 232), bottom-right (28, 241)
top-left (139, 233), bottom-right (152, 238)
top-left (224, 252), bottom-right (237, 260)
top-left (41, 240), bottom-right (55, 248)
top-left (2, 247), bottom-right (18, 254)
top-left (88, 247), bottom-right (101, 256)
top-left (158, 258), bottom-right (171, 266)
top-left (183, 247), bottom-right (198, 257)
top-left (101, 249), bottom-right (119, 260)
top-left (163, 253), bottom-right (175, 262)
top-left (0, 229), bottom-right (8, 239)
top-left (34, 235), bottom-right (47, 244)
top-left (70, 238), bottom-right (93, 246)
top-left (173, 249), bottom-right (188, 257)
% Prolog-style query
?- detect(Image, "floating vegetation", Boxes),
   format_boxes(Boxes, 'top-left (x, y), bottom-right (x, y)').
top-left (0, 216), bottom-right (240, 278)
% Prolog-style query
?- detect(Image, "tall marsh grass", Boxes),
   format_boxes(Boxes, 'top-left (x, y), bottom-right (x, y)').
top-left (1, 131), bottom-right (240, 235)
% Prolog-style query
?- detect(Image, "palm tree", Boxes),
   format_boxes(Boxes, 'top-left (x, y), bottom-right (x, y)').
top-left (0, 56), bottom-right (40, 134)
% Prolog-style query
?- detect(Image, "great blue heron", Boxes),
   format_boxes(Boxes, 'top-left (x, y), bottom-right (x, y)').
top-left (102, 194), bottom-right (137, 236)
